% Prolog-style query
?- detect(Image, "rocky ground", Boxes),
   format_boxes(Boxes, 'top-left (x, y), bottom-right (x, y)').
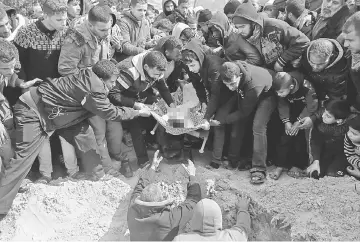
top-left (1, 146), bottom-right (360, 241)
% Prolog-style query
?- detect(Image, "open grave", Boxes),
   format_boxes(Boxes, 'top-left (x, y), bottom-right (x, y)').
top-left (1, 149), bottom-right (360, 241)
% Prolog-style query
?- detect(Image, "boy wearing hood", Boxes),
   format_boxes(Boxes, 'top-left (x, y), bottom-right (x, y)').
top-left (202, 61), bottom-right (276, 184)
top-left (300, 38), bottom-right (350, 102)
top-left (154, 0), bottom-right (178, 23)
top-left (108, 51), bottom-right (175, 168)
top-left (118, 0), bottom-right (155, 61)
top-left (231, 1), bottom-right (309, 72)
top-left (174, 197), bottom-right (251, 241)
top-left (182, 39), bottom-right (225, 112)
top-left (127, 154), bottom-right (201, 241)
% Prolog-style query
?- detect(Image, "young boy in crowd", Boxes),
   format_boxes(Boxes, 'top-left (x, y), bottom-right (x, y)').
top-left (270, 71), bottom-right (318, 180)
top-left (344, 115), bottom-right (360, 180)
top-left (300, 100), bottom-right (355, 178)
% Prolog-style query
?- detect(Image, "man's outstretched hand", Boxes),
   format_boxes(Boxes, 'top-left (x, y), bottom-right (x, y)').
top-left (182, 159), bottom-right (196, 176)
top-left (151, 150), bottom-right (163, 170)
top-left (20, 78), bottom-right (43, 89)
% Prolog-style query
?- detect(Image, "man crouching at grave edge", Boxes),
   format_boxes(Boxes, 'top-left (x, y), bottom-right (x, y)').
top-left (0, 60), bottom-right (148, 218)
top-left (127, 151), bottom-right (201, 241)
top-left (107, 51), bottom-right (176, 170)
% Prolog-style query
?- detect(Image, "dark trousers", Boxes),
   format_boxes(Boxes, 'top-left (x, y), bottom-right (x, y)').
top-left (0, 101), bottom-right (101, 214)
top-left (275, 130), bottom-right (309, 169)
top-left (212, 94), bottom-right (276, 171)
top-left (320, 139), bottom-right (348, 177)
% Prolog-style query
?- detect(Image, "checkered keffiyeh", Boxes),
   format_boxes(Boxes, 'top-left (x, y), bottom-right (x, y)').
top-left (149, 88), bottom-right (206, 136)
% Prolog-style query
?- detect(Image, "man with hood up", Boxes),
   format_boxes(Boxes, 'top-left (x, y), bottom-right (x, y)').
top-left (166, 0), bottom-right (194, 25)
top-left (154, 0), bottom-right (178, 23)
top-left (182, 39), bottom-right (225, 115)
top-left (173, 197), bottom-right (251, 241)
top-left (204, 11), bottom-right (263, 66)
top-left (118, 0), bottom-right (155, 61)
top-left (300, 38), bottom-right (350, 103)
top-left (127, 155), bottom-right (201, 241)
top-left (231, 1), bottom-right (309, 72)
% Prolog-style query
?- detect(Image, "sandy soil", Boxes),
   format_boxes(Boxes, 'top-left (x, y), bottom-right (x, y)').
top-left (1, 148), bottom-right (359, 241)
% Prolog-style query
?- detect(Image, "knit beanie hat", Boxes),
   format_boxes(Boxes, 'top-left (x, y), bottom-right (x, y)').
top-left (224, 0), bottom-right (241, 16)
top-left (198, 9), bottom-right (212, 23)
top-left (42, 0), bottom-right (67, 14)
top-left (286, 0), bottom-right (306, 18)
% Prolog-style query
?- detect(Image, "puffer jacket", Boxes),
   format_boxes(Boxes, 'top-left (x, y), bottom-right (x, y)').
top-left (232, 2), bottom-right (309, 69)
top-left (301, 38), bottom-right (349, 101)
top-left (205, 11), bottom-right (263, 66)
top-left (118, 11), bottom-right (151, 58)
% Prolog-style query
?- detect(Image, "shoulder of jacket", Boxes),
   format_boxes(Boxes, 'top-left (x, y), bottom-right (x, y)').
top-left (263, 18), bottom-right (291, 33)
top-left (65, 27), bottom-right (86, 46)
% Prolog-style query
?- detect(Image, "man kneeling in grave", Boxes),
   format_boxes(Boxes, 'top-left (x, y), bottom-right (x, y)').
top-left (0, 59), bottom-right (148, 218)
top-left (127, 151), bottom-right (201, 241)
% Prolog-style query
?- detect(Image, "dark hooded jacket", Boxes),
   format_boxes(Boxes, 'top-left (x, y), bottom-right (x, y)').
top-left (232, 2), bottom-right (309, 69)
top-left (127, 168), bottom-right (201, 241)
top-left (301, 38), bottom-right (349, 101)
top-left (183, 39), bottom-right (225, 105)
top-left (204, 11), bottom-right (263, 66)
top-left (173, 199), bottom-right (250, 241)
top-left (154, 0), bottom-right (178, 23)
top-left (108, 52), bottom-right (173, 108)
top-left (311, 5), bottom-right (350, 40)
top-left (214, 61), bottom-right (275, 124)
top-left (277, 71), bottom-right (319, 124)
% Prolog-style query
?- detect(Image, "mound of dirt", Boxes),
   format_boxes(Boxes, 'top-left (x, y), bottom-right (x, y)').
top-left (0, 178), bottom-right (131, 241)
top-left (134, 163), bottom-right (360, 241)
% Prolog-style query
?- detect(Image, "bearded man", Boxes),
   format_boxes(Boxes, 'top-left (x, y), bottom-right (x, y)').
top-left (312, 0), bottom-right (350, 40)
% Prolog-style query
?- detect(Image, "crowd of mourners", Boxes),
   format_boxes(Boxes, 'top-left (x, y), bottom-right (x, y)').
top-left (0, 0), bottom-right (360, 240)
